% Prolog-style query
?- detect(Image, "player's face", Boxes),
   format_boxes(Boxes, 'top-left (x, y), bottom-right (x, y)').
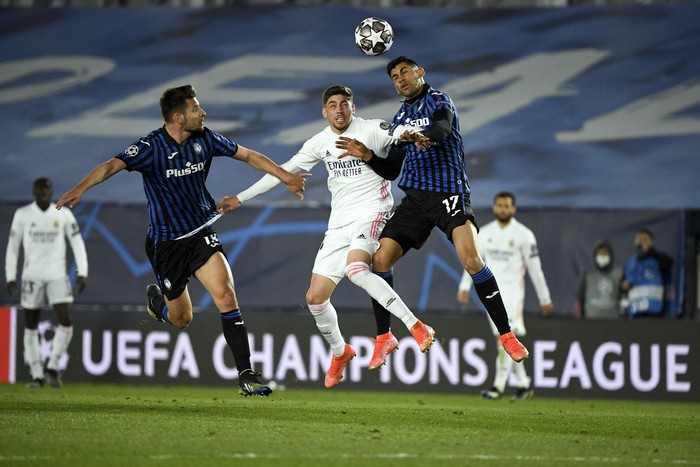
top-left (492, 196), bottom-right (516, 223)
top-left (33, 180), bottom-right (53, 210)
top-left (181, 97), bottom-right (206, 132)
top-left (389, 62), bottom-right (425, 100)
top-left (322, 94), bottom-right (355, 134)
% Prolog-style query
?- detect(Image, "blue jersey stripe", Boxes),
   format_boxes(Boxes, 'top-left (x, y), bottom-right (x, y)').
top-left (392, 85), bottom-right (469, 194)
top-left (116, 126), bottom-right (238, 242)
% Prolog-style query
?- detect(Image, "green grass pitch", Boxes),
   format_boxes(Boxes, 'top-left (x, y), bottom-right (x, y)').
top-left (1, 383), bottom-right (698, 466)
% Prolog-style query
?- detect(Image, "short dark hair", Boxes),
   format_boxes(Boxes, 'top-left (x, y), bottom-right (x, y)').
top-left (160, 85), bottom-right (197, 122)
top-left (33, 177), bottom-right (52, 190)
top-left (322, 85), bottom-right (353, 106)
top-left (386, 56), bottom-right (419, 76)
top-left (494, 191), bottom-right (516, 205)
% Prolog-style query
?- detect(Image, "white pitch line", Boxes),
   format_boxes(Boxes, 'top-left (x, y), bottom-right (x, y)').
top-left (148, 453), bottom-right (700, 464)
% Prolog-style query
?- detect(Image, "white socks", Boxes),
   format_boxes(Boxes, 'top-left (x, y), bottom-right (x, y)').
top-left (346, 261), bottom-right (418, 329)
top-left (493, 344), bottom-right (513, 393)
top-left (23, 329), bottom-right (43, 380)
top-left (493, 341), bottom-right (530, 392)
top-left (24, 325), bottom-right (74, 379)
top-left (513, 356), bottom-right (531, 389)
top-left (47, 325), bottom-right (73, 370)
top-left (308, 300), bottom-right (346, 357)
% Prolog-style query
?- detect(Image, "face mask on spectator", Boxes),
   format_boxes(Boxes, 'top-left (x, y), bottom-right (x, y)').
top-left (595, 254), bottom-right (611, 268)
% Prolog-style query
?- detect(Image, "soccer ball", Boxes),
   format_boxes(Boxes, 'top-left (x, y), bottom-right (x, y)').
top-left (354, 17), bottom-right (394, 56)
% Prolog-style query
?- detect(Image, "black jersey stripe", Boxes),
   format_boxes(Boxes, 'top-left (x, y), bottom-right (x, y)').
top-left (116, 127), bottom-right (238, 242)
top-left (392, 85), bottom-right (470, 194)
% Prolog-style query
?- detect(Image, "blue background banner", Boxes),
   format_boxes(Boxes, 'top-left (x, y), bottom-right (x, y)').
top-left (1, 5), bottom-right (699, 209)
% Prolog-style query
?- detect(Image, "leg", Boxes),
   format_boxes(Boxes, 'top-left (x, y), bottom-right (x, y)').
top-left (195, 252), bottom-right (246, 367)
top-left (346, 249), bottom-right (434, 353)
top-left (306, 273), bottom-right (346, 356)
top-left (512, 361), bottom-right (534, 400)
top-left (347, 249), bottom-right (419, 329)
top-left (45, 302), bottom-right (74, 388)
top-left (23, 308), bottom-right (44, 385)
top-left (453, 222), bottom-right (509, 333)
top-left (306, 274), bottom-right (355, 388)
top-left (161, 289), bottom-right (194, 329)
top-left (453, 222), bottom-right (529, 362)
top-left (369, 237), bottom-right (404, 334)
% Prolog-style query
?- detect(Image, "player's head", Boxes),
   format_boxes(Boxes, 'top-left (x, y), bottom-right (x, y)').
top-left (386, 56), bottom-right (425, 100)
top-left (635, 228), bottom-right (654, 254)
top-left (32, 177), bottom-right (53, 210)
top-left (160, 84), bottom-right (206, 132)
top-left (492, 191), bottom-right (516, 224)
top-left (322, 85), bottom-right (355, 134)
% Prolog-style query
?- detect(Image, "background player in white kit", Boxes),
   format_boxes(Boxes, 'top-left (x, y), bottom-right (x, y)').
top-left (217, 85), bottom-right (436, 388)
top-left (457, 191), bottom-right (552, 400)
top-left (5, 177), bottom-right (88, 389)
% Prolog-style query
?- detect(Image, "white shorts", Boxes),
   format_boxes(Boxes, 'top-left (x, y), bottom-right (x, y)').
top-left (312, 211), bottom-right (391, 284)
top-left (20, 276), bottom-right (73, 309)
top-left (487, 291), bottom-right (526, 336)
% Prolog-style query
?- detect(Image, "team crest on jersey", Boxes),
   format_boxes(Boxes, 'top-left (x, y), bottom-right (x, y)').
top-left (193, 143), bottom-right (202, 154)
top-left (53, 220), bottom-right (59, 229)
top-left (124, 145), bottom-right (139, 157)
top-left (164, 278), bottom-right (172, 290)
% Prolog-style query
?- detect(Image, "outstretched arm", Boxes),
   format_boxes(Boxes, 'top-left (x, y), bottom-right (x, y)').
top-left (56, 158), bottom-right (126, 210)
top-left (218, 159), bottom-right (302, 214)
top-left (232, 145), bottom-right (310, 201)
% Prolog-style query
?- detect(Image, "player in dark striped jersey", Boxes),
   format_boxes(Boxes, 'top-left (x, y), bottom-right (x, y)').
top-left (56, 84), bottom-right (308, 396)
top-left (338, 56), bottom-right (529, 366)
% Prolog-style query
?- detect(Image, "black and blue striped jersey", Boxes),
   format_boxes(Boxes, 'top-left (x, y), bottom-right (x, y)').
top-left (390, 84), bottom-right (469, 194)
top-left (115, 126), bottom-right (238, 242)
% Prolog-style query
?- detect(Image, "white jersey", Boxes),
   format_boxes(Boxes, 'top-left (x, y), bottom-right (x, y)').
top-left (237, 116), bottom-right (404, 228)
top-left (459, 218), bottom-right (550, 305)
top-left (5, 202), bottom-right (88, 282)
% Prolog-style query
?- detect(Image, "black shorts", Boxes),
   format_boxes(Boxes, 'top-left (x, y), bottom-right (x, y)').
top-left (145, 227), bottom-right (225, 301)
top-left (380, 189), bottom-right (477, 252)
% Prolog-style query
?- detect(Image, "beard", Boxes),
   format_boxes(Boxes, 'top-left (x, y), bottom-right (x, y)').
top-left (496, 213), bottom-right (513, 224)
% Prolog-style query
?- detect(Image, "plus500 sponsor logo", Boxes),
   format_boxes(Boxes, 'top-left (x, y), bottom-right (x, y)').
top-left (166, 162), bottom-right (205, 178)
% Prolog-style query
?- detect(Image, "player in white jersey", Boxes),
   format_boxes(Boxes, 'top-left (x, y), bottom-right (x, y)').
top-left (5, 178), bottom-right (88, 389)
top-left (457, 192), bottom-right (552, 400)
top-left (217, 86), bottom-right (436, 388)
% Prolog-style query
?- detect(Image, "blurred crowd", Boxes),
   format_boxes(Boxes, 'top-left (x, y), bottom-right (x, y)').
top-left (3, 0), bottom-right (699, 8)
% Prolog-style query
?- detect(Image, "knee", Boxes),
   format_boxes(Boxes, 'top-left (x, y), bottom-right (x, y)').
top-left (212, 288), bottom-right (237, 312)
top-left (372, 251), bottom-right (393, 272)
top-left (169, 314), bottom-right (192, 330)
top-left (306, 289), bottom-right (327, 306)
top-left (462, 255), bottom-right (485, 275)
top-left (345, 262), bottom-right (370, 286)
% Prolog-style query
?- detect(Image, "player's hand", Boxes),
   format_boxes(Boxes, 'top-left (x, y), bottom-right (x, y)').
top-left (399, 130), bottom-right (432, 151)
top-left (75, 276), bottom-right (87, 294)
top-left (336, 136), bottom-right (373, 161)
top-left (6, 281), bottom-right (16, 297)
top-left (217, 195), bottom-right (242, 215)
top-left (457, 290), bottom-right (470, 305)
top-left (56, 188), bottom-right (84, 210)
top-left (541, 303), bottom-right (553, 316)
top-left (284, 172), bottom-right (311, 200)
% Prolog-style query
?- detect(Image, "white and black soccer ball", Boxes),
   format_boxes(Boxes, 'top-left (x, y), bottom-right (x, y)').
top-left (354, 17), bottom-right (394, 56)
